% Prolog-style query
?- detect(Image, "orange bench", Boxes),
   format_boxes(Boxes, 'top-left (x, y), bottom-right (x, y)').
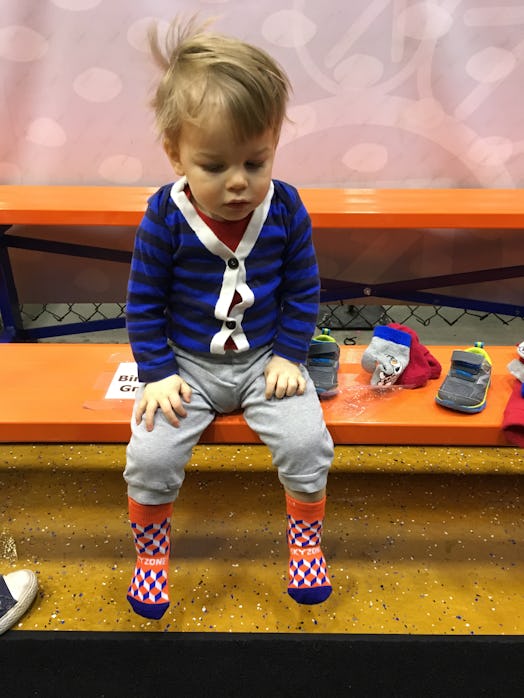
top-left (0, 342), bottom-right (517, 447)
top-left (1, 185), bottom-right (524, 340)
top-left (3, 184), bottom-right (524, 228)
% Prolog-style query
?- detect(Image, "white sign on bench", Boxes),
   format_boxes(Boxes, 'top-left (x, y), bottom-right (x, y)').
top-left (105, 362), bottom-right (143, 399)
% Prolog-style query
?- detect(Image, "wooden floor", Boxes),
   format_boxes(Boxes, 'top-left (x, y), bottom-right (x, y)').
top-left (2, 444), bottom-right (523, 635)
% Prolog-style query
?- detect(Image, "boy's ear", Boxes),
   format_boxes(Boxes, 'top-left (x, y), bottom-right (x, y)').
top-left (163, 139), bottom-right (184, 176)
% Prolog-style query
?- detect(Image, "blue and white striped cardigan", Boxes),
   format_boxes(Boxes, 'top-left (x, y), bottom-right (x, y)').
top-left (126, 177), bottom-right (320, 383)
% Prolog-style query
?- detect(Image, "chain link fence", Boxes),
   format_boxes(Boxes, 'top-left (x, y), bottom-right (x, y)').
top-left (317, 302), bottom-right (524, 330)
top-left (20, 302), bottom-right (127, 328)
top-left (14, 301), bottom-right (524, 343)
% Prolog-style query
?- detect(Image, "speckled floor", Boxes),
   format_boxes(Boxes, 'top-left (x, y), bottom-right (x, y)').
top-left (1, 445), bottom-right (523, 635)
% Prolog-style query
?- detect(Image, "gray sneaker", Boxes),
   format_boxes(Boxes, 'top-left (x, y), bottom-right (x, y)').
top-left (435, 342), bottom-right (492, 413)
top-left (307, 328), bottom-right (340, 399)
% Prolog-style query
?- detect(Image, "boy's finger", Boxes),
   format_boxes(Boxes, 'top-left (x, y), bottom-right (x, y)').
top-left (180, 382), bottom-right (192, 403)
top-left (144, 405), bottom-right (157, 431)
top-left (274, 376), bottom-right (287, 399)
top-left (265, 374), bottom-right (276, 399)
top-left (171, 398), bottom-right (187, 419)
top-left (135, 397), bottom-right (147, 425)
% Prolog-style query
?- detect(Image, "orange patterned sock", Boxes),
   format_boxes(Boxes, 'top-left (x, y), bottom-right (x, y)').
top-left (286, 494), bottom-right (332, 605)
top-left (126, 497), bottom-right (172, 620)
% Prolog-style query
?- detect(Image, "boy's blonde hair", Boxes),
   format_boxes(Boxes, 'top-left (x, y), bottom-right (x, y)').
top-left (149, 18), bottom-right (291, 148)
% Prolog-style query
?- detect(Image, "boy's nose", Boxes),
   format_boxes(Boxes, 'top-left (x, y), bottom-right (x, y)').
top-left (227, 170), bottom-right (248, 191)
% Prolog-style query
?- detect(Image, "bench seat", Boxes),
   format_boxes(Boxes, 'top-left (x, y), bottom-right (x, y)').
top-left (1, 342), bottom-right (517, 446)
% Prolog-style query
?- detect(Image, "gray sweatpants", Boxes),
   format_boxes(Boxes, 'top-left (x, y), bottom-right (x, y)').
top-left (124, 345), bottom-right (334, 505)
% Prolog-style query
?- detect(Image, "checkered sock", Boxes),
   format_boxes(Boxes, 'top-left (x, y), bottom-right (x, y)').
top-left (127, 497), bottom-right (172, 620)
top-left (286, 494), bottom-right (332, 605)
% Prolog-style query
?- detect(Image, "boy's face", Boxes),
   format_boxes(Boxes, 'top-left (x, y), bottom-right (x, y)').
top-left (166, 120), bottom-right (277, 222)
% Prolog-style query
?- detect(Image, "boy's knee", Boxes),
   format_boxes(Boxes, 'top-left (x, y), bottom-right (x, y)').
top-left (126, 480), bottom-right (181, 505)
top-left (125, 438), bottom-right (187, 503)
top-left (284, 424), bottom-right (333, 461)
top-left (278, 463), bottom-right (329, 495)
top-left (124, 461), bottom-right (184, 503)
top-left (274, 426), bottom-right (333, 493)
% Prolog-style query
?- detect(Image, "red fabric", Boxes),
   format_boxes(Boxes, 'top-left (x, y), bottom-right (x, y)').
top-left (388, 323), bottom-right (442, 388)
top-left (188, 187), bottom-right (251, 349)
top-left (502, 380), bottom-right (524, 448)
top-left (195, 206), bottom-right (251, 252)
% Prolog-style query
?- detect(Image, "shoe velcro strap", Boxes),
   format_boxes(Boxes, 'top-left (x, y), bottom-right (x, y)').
top-left (309, 343), bottom-right (338, 357)
top-left (308, 365), bottom-right (337, 386)
top-left (450, 350), bottom-right (484, 380)
top-left (309, 364), bottom-right (336, 375)
top-left (0, 575), bottom-right (17, 614)
top-left (451, 350), bottom-right (484, 366)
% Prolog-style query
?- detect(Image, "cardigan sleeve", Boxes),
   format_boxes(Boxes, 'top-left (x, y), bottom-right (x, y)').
top-left (270, 184), bottom-right (320, 364)
top-left (126, 187), bottom-right (180, 383)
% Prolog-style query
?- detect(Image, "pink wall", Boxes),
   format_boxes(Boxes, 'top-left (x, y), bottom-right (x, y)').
top-left (2, 0), bottom-right (524, 188)
top-left (1, 1), bottom-right (523, 306)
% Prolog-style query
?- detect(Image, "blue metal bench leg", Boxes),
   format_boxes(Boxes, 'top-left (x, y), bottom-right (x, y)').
top-left (0, 226), bottom-right (25, 342)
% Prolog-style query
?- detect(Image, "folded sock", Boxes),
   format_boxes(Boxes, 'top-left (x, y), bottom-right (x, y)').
top-left (286, 494), bottom-right (332, 605)
top-left (507, 340), bottom-right (524, 383)
top-left (127, 498), bottom-right (173, 620)
top-left (508, 359), bottom-right (524, 383)
top-left (388, 322), bottom-right (442, 388)
top-left (502, 380), bottom-right (524, 448)
top-left (361, 325), bottom-right (411, 386)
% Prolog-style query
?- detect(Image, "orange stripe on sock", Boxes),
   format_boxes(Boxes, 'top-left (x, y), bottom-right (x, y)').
top-left (128, 497), bottom-right (173, 524)
top-left (285, 494), bottom-right (326, 521)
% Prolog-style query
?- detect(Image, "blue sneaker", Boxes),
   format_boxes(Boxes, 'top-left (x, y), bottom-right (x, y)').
top-left (307, 328), bottom-right (340, 399)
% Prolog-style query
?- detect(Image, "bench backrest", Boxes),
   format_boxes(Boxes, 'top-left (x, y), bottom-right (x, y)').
top-left (2, 185), bottom-right (524, 228)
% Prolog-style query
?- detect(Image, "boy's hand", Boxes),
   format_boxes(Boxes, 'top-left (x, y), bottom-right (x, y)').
top-left (264, 355), bottom-right (306, 399)
top-left (136, 374), bottom-right (192, 431)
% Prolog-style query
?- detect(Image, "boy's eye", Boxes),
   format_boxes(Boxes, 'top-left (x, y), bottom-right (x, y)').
top-left (246, 161), bottom-right (264, 170)
top-left (201, 163), bottom-right (224, 173)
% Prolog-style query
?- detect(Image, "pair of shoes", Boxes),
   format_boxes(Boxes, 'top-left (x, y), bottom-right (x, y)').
top-left (307, 328), bottom-right (340, 399)
top-left (0, 569), bottom-right (38, 635)
top-left (435, 341), bottom-right (492, 413)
